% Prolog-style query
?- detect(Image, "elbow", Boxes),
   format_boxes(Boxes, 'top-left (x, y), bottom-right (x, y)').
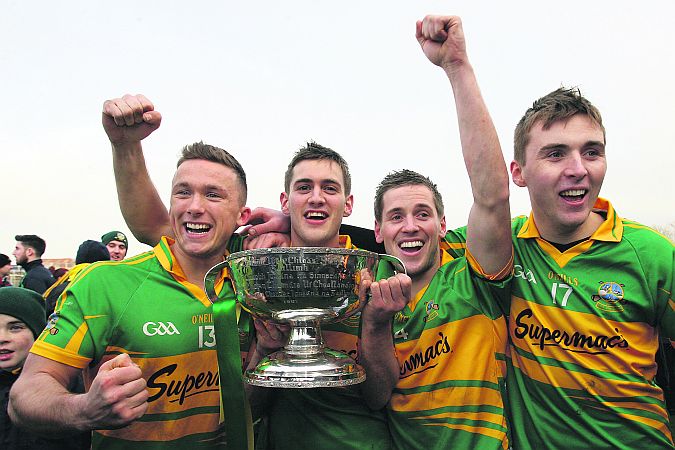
top-left (8, 387), bottom-right (26, 428)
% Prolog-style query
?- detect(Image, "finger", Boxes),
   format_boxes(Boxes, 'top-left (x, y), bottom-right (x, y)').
top-left (118, 378), bottom-right (149, 400)
top-left (106, 365), bottom-right (144, 386)
top-left (104, 353), bottom-right (134, 370)
top-left (429, 16), bottom-right (449, 42)
top-left (113, 97), bottom-right (137, 126)
top-left (103, 101), bottom-right (126, 126)
top-left (135, 94), bottom-right (155, 113)
top-left (142, 110), bottom-right (162, 126)
top-left (122, 94), bottom-right (146, 124)
top-left (415, 20), bottom-right (425, 45)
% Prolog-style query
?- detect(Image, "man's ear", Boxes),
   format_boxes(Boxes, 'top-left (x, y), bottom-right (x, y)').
top-left (439, 215), bottom-right (447, 237)
top-left (374, 221), bottom-right (384, 244)
top-left (280, 192), bottom-right (290, 215)
top-left (237, 207), bottom-right (252, 227)
top-left (343, 194), bottom-right (354, 218)
top-left (510, 160), bottom-right (527, 187)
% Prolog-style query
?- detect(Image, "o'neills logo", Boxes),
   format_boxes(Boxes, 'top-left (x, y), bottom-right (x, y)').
top-left (147, 364), bottom-right (219, 405)
top-left (514, 309), bottom-right (629, 355)
top-left (399, 332), bottom-right (451, 378)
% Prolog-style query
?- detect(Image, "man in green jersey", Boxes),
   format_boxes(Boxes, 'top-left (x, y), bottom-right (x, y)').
top-left (499, 88), bottom-right (675, 447)
top-left (358, 16), bottom-right (512, 450)
top-left (427, 20), bottom-right (674, 450)
top-left (8, 95), bottom-right (262, 449)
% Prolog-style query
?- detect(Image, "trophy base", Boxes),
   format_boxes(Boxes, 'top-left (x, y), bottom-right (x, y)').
top-left (244, 348), bottom-right (366, 388)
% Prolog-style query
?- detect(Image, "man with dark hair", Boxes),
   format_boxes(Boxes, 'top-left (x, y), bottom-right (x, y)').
top-left (358, 16), bottom-right (512, 450)
top-left (101, 231), bottom-right (128, 261)
top-left (9, 94), bottom-right (258, 449)
top-left (12, 235), bottom-right (55, 294)
top-left (500, 84), bottom-right (675, 448)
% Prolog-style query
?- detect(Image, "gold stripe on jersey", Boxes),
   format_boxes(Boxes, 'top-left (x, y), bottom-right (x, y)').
top-left (104, 346), bottom-right (149, 356)
top-left (392, 383), bottom-right (504, 411)
top-left (64, 320), bottom-right (92, 354)
top-left (96, 412), bottom-right (221, 442)
top-left (30, 340), bottom-right (91, 368)
top-left (413, 416), bottom-right (508, 443)
top-left (510, 350), bottom-right (665, 402)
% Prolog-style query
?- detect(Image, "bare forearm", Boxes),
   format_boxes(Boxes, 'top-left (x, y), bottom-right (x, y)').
top-left (445, 64), bottom-right (512, 273)
top-left (111, 141), bottom-right (171, 246)
top-left (359, 320), bottom-right (399, 410)
top-left (9, 372), bottom-right (90, 434)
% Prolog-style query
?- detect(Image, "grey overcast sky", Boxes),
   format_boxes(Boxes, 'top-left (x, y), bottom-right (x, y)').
top-left (2, 0), bottom-right (674, 260)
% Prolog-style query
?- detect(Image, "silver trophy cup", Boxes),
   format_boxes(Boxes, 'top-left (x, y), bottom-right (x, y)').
top-left (205, 247), bottom-right (404, 388)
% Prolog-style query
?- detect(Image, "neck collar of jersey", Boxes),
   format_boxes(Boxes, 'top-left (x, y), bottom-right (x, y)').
top-left (517, 197), bottom-right (622, 243)
top-left (155, 236), bottom-right (228, 306)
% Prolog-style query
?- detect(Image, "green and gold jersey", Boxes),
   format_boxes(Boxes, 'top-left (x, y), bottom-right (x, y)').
top-left (387, 245), bottom-right (510, 450)
top-left (506, 199), bottom-right (675, 450)
top-left (32, 237), bottom-right (254, 450)
top-left (264, 235), bottom-right (391, 450)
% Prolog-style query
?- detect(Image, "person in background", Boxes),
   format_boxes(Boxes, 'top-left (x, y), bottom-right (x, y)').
top-left (101, 231), bottom-right (128, 261)
top-left (12, 235), bottom-right (55, 295)
top-left (0, 255), bottom-right (12, 287)
top-left (0, 287), bottom-right (89, 449)
top-left (43, 240), bottom-right (111, 318)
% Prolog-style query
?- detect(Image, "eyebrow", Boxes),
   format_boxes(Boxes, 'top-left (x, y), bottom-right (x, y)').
top-left (539, 140), bottom-right (605, 153)
top-left (293, 178), bottom-right (341, 186)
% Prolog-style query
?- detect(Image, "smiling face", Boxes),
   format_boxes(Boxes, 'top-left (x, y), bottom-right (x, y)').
top-left (0, 314), bottom-right (35, 372)
top-left (375, 184), bottom-right (446, 292)
top-left (511, 114), bottom-right (607, 242)
top-left (105, 240), bottom-right (127, 261)
top-left (169, 159), bottom-right (251, 266)
top-left (280, 159), bottom-right (353, 248)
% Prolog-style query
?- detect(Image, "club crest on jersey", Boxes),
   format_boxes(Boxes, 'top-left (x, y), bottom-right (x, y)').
top-left (592, 281), bottom-right (626, 312)
top-left (45, 312), bottom-right (60, 335)
top-left (423, 299), bottom-right (440, 322)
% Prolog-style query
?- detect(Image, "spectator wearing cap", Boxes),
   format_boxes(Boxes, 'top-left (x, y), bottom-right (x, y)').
top-left (0, 287), bottom-right (89, 449)
top-left (43, 240), bottom-right (110, 318)
top-left (12, 235), bottom-right (55, 294)
top-left (0, 255), bottom-right (11, 287)
top-left (101, 231), bottom-right (128, 261)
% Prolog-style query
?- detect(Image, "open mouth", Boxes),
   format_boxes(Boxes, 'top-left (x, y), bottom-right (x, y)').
top-left (185, 222), bottom-right (212, 234)
top-left (399, 240), bottom-right (424, 254)
top-left (559, 189), bottom-right (587, 202)
top-left (304, 211), bottom-right (328, 221)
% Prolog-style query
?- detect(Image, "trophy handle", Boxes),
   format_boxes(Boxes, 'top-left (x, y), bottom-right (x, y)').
top-left (376, 254), bottom-right (406, 275)
top-left (204, 260), bottom-right (230, 304)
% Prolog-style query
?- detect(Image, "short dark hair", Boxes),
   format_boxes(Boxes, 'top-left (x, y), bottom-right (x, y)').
top-left (177, 141), bottom-right (248, 205)
top-left (374, 170), bottom-right (444, 222)
top-left (15, 235), bottom-right (47, 257)
top-left (284, 141), bottom-right (351, 195)
top-left (514, 87), bottom-right (605, 164)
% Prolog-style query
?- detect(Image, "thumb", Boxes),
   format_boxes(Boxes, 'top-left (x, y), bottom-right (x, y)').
top-left (100, 353), bottom-right (134, 372)
top-left (142, 110), bottom-right (162, 126)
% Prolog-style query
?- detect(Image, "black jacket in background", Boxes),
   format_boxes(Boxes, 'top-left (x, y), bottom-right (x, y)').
top-left (19, 259), bottom-right (55, 295)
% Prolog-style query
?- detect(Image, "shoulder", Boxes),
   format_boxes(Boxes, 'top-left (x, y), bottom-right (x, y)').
top-left (69, 250), bottom-right (159, 286)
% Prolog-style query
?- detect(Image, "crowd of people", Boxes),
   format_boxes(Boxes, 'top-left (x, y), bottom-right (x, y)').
top-left (1, 14), bottom-right (673, 450)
